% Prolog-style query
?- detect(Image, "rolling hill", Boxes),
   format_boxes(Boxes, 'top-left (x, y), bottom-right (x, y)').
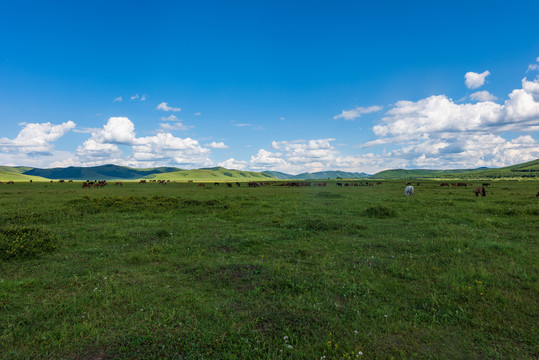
top-left (23, 164), bottom-right (181, 180)
top-left (371, 159), bottom-right (539, 179)
top-left (0, 159), bottom-right (537, 181)
top-left (263, 170), bottom-right (370, 179)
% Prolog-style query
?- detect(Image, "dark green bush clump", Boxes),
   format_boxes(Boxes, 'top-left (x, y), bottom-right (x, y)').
top-left (0, 226), bottom-right (56, 260)
top-left (364, 204), bottom-right (398, 218)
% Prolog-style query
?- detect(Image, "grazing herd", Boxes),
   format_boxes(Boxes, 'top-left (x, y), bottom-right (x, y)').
top-left (1, 179), bottom-right (538, 198)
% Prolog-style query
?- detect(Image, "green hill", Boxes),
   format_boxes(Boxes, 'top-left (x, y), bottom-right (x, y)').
top-left (145, 167), bottom-right (275, 181)
top-left (23, 164), bottom-right (181, 180)
top-left (372, 159), bottom-right (539, 179)
top-left (0, 166), bottom-right (48, 181)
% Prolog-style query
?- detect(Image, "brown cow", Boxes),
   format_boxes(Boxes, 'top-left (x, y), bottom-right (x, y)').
top-left (115, 182), bottom-right (123, 186)
top-left (440, 183), bottom-right (449, 187)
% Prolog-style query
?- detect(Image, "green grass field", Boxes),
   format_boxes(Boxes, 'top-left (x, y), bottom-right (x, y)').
top-left (1, 180), bottom-right (537, 359)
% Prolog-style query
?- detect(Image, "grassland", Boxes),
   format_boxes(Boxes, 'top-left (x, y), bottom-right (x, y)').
top-left (0, 180), bottom-right (537, 359)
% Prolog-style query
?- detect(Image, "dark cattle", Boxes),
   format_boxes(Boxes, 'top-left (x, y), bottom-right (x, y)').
top-left (405, 182), bottom-right (412, 186)
top-left (377, 182), bottom-right (382, 185)
top-left (139, 180), bottom-right (147, 184)
top-left (30, 180), bottom-right (33, 183)
top-left (316, 182), bottom-right (327, 187)
top-left (368, 183), bottom-right (374, 186)
top-left (226, 183), bottom-right (232, 187)
top-left (536, 192), bottom-right (538, 198)
top-left (440, 183), bottom-right (449, 187)
top-left (198, 183), bottom-right (205, 187)
top-left (158, 180), bottom-right (166, 185)
top-left (7, 181), bottom-right (15, 184)
top-left (336, 183), bottom-right (343, 187)
top-left (416, 183), bottom-right (420, 186)
top-left (458, 183), bottom-right (467, 187)
top-left (58, 180), bottom-right (65, 183)
top-left (475, 187), bottom-right (486, 197)
top-left (236, 182), bottom-right (241, 187)
top-left (82, 182), bottom-right (92, 188)
top-left (214, 182), bottom-right (220, 186)
top-left (115, 182), bottom-right (123, 186)
top-left (68, 180), bottom-right (73, 183)
top-left (482, 183), bottom-right (490, 187)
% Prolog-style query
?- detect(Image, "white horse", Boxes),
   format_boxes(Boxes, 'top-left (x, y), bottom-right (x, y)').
top-left (403, 185), bottom-right (414, 197)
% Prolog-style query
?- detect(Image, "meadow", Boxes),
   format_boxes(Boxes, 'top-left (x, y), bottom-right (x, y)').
top-left (0, 180), bottom-right (537, 359)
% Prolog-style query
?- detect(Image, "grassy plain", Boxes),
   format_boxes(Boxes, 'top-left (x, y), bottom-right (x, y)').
top-left (0, 180), bottom-right (538, 359)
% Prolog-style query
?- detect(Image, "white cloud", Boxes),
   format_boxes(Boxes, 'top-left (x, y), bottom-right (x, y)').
top-left (333, 105), bottom-right (383, 120)
top-left (159, 122), bottom-right (193, 131)
top-left (140, 94), bottom-right (147, 101)
top-left (132, 133), bottom-right (212, 167)
top-left (469, 90), bottom-right (498, 102)
top-left (131, 94), bottom-right (139, 100)
top-left (231, 123), bottom-right (251, 127)
top-left (161, 115), bottom-right (178, 121)
top-left (0, 121), bottom-right (76, 155)
top-left (113, 96), bottom-right (122, 102)
top-left (97, 117), bottom-right (136, 145)
top-left (194, 112), bottom-right (201, 116)
top-left (527, 57), bottom-right (539, 72)
top-left (465, 70), bottom-right (490, 89)
top-left (207, 141), bottom-right (228, 149)
top-left (218, 158), bottom-right (248, 170)
top-left (157, 102), bottom-right (181, 112)
top-left (76, 138), bottom-right (121, 158)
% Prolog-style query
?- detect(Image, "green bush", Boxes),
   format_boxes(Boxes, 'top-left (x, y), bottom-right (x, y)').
top-left (0, 226), bottom-right (56, 260)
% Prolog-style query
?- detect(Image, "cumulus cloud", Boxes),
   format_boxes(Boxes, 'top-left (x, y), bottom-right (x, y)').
top-left (469, 90), bottom-right (498, 102)
top-left (333, 105), bottom-right (383, 120)
top-left (0, 121), bottom-right (76, 155)
top-left (218, 158), bottom-right (248, 170)
top-left (465, 70), bottom-right (490, 89)
top-left (132, 133), bottom-right (212, 167)
top-left (358, 75), bottom-right (539, 171)
top-left (97, 117), bottom-right (136, 144)
top-left (207, 141), bottom-right (228, 149)
top-left (113, 96), bottom-right (122, 102)
top-left (157, 102), bottom-right (181, 112)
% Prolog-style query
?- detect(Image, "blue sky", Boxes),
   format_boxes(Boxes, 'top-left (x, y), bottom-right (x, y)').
top-left (1, 1), bottom-right (538, 174)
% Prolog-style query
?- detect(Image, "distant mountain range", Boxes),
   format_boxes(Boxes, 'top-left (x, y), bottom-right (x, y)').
top-left (262, 170), bottom-right (370, 180)
top-left (0, 159), bottom-right (538, 181)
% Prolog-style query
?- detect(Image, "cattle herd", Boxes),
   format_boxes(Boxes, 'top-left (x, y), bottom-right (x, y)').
top-left (1, 179), bottom-right (538, 198)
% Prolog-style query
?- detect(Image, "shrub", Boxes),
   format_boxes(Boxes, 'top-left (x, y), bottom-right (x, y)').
top-left (0, 226), bottom-right (56, 260)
